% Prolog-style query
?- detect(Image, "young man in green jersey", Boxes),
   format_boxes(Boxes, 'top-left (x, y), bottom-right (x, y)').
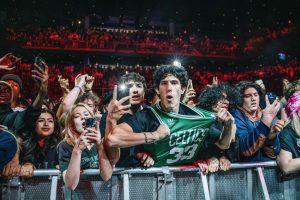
top-left (102, 65), bottom-right (235, 173)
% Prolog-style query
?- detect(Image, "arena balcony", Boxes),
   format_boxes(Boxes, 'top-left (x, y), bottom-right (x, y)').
top-left (5, 27), bottom-right (237, 59)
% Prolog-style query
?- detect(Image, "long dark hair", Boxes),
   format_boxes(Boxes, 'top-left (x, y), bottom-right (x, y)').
top-left (20, 109), bottom-right (62, 166)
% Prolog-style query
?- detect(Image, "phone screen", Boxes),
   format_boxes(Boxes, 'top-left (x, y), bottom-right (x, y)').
top-left (34, 56), bottom-right (46, 71)
top-left (117, 84), bottom-right (130, 106)
top-left (266, 92), bottom-right (277, 104)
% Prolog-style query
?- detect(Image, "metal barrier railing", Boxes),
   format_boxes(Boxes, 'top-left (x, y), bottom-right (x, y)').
top-left (1, 161), bottom-right (299, 200)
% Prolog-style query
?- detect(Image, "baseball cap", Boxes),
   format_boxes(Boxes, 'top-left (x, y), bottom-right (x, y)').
top-left (0, 74), bottom-right (23, 89)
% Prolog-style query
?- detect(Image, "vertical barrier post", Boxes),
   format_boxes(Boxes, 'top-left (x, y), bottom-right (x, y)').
top-left (256, 167), bottom-right (270, 200)
top-left (6, 177), bottom-right (20, 200)
top-left (157, 167), bottom-right (172, 200)
top-left (283, 178), bottom-right (296, 200)
top-left (208, 174), bottom-right (215, 200)
top-left (200, 172), bottom-right (211, 200)
top-left (157, 175), bottom-right (166, 200)
top-left (123, 174), bottom-right (130, 200)
top-left (247, 169), bottom-right (253, 200)
top-left (50, 176), bottom-right (58, 200)
top-left (165, 172), bottom-right (174, 200)
top-left (110, 175), bottom-right (118, 200)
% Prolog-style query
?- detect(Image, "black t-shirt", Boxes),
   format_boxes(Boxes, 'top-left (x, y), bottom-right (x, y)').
top-left (196, 122), bottom-right (223, 160)
top-left (20, 138), bottom-right (59, 169)
top-left (36, 146), bottom-right (58, 169)
top-left (279, 125), bottom-right (300, 159)
top-left (22, 145), bottom-right (58, 169)
top-left (100, 112), bottom-right (142, 167)
top-left (58, 141), bottom-right (99, 172)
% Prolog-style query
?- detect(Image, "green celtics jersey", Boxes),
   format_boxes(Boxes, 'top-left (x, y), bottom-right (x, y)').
top-left (145, 103), bottom-right (216, 167)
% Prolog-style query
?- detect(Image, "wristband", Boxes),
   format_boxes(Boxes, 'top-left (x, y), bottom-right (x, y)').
top-left (143, 132), bottom-right (149, 144)
top-left (74, 85), bottom-right (83, 93)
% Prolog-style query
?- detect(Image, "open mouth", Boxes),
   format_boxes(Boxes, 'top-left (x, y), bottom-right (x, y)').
top-left (0, 96), bottom-right (7, 101)
top-left (166, 95), bottom-right (173, 101)
top-left (251, 103), bottom-right (257, 107)
top-left (131, 95), bottom-right (140, 100)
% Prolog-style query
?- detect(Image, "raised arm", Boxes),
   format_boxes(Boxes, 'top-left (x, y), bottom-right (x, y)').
top-left (103, 86), bottom-right (132, 162)
top-left (62, 74), bottom-right (87, 113)
top-left (56, 76), bottom-right (70, 119)
top-left (215, 109), bottom-right (236, 149)
top-left (31, 62), bottom-right (49, 109)
top-left (0, 53), bottom-right (21, 71)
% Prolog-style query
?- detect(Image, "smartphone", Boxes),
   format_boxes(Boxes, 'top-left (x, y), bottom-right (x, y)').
top-left (266, 92), bottom-right (277, 104)
top-left (85, 117), bottom-right (97, 128)
top-left (187, 79), bottom-right (194, 90)
top-left (117, 84), bottom-right (130, 106)
top-left (34, 56), bottom-right (46, 71)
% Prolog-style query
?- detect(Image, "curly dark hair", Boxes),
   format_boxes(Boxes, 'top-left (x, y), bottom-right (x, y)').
top-left (198, 86), bottom-right (223, 111)
top-left (118, 72), bottom-right (147, 90)
top-left (144, 86), bottom-right (158, 106)
top-left (235, 81), bottom-right (263, 106)
top-left (20, 109), bottom-right (62, 167)
top-left (153, 65), bottom-right (188, 89)
top-left (218, 83), bottom-right (240, 111)
top-left (198, 83), bottom-right (239, 112)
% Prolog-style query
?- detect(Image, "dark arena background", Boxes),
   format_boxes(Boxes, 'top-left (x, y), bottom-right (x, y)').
top-left (1, 0), bottom-right (300, 199)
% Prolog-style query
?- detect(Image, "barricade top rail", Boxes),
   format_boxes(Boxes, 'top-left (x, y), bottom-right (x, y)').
top-left (33, 161), bottom-right (277, 177)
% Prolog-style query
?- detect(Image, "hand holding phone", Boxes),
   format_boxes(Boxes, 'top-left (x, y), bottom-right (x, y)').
top-left (33, 56), bottom-right (47, 85)
top-left (83, 117), bottom-right (97, 144)
top-left (266, 92), bottom-right (278, 104)
top-left (187, 79), bottom-right (194, 90)
top-left (106, 85), bottom-right (131, 122)
top-left (84, 117), bottom-right (97, 128)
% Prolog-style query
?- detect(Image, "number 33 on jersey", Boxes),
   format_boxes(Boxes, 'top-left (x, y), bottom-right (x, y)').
top-left (145, 103), bottom-right (216, 167)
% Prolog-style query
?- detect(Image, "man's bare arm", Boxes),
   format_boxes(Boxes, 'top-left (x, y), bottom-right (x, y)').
top-left (107, 123), bottom-right (170, 148)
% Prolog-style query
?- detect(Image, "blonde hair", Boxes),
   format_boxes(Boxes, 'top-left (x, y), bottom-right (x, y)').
top-left (63, 103), bottom-right (94, 146)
